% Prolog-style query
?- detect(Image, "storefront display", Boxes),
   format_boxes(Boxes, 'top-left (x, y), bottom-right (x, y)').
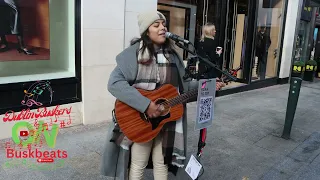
top-left (0, 0), bottom-right (81, 115)
top-left (295, 20), bottom-right (312, 62)
top-left (290, 0), bottom-right (314, 80)
top-left (251, 0), bottom-right (285, 81)
top-left (157, 1), bottom-right (195, 59)
top-left (157, 0), bottom-right (287, 92)
top-left (0, 0), bottom-right (50, 61)
top-left (0, 0), bottom-right (76, 84)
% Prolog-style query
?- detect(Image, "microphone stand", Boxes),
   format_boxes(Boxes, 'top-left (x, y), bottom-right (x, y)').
top-left (174, 41), bottom-right (237, 180)
top-left (175, 42), bottom-right (237, 82)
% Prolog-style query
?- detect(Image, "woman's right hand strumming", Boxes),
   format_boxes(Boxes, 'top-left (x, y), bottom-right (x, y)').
top-left (146, 101), bottom-right (163, 118)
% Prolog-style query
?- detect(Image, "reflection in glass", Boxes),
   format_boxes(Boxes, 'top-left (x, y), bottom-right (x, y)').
top-left (295, 21), bottom-right (311, 62)
top-left (255, 27), bottom-right (271, 80)
top-left (157, 0), bottom-right (247, 88)
top-left (252, 0), bottom-right (284, 81)
top-left (223, 0), bottom-right (248, 88)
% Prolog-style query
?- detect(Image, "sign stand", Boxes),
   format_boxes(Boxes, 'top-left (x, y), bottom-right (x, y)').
top-left (174, 41), bottom-right (236, 179)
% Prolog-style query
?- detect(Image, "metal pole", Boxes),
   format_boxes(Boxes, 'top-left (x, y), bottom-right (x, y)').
top-left (281, 0), bottom-right (305, 140)
top-left (282, 77), bottom-right (303, 139)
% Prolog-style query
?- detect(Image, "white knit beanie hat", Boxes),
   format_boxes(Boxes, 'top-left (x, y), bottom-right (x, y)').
top-left (137, 11), bottom-right (166, 35)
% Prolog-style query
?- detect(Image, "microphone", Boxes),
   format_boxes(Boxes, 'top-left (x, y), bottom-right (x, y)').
top-left (165, 32), bottom-right (190, 44)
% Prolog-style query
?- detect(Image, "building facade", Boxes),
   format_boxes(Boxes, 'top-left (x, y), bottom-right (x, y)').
top-left (279, 0), bottom-right (318, 80)
top-left (0, 0), bottom-right (316, 140)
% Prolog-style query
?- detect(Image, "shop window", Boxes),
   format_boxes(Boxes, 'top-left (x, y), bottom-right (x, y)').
top-left (294, 21), bottom-right (312, 62)
top-left (157, 0), bottom-right (225, 71)
top-left (158, 4), bottom-right (189, 59)
top-left (157, 0), bottom-right (223, 57)
top-left (0, 0), bottom-right (76, 84)
top-left (251, 0), bottom-right (285, 81)
top-left (0, 0), bottom-right (81, 114)
top-left (226, 0), bottom-right (249, 81)
top-left (158, 0), bottom-right (252, 89)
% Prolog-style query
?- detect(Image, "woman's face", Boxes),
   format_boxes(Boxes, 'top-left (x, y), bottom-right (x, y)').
top-left (147, 19), bottom-right (167, 45)
top-left (211, 26), bottom-right (216, 37)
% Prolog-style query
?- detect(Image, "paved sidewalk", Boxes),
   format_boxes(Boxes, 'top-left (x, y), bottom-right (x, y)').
top-left (0, 79), bottom-right (320, 180)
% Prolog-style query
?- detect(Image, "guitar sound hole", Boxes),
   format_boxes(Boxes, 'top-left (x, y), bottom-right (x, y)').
top-left (155, 98), bottom-right (170, 115)
top-left (155, 98), bottom-right (166, 105)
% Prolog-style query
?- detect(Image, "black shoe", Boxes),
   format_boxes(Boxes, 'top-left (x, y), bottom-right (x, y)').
top-left (0, 45), bottom-right (9, 52)
top-left (0, 41), bottom-right (9, 52)
top-left (17, 47), bottom-right (36, 55)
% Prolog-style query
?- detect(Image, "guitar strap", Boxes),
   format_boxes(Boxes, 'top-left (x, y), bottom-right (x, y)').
top-left (171, 52), bottom-right (186, 94)
top-left (110, 109), bottom-right (121, 142)
top-left (176, 66), bottom-right (185, 94)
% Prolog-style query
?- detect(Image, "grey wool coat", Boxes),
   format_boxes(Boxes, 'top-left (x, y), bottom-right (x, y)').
top-left (101, 42), bottom-right (198, 180)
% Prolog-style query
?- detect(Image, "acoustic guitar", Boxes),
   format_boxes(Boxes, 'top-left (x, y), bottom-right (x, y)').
top-left (114, 84), bottom-right (199, 143)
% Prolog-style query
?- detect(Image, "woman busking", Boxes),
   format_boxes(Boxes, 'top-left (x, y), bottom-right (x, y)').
top-left (101, 11), bottom-right (225, 180)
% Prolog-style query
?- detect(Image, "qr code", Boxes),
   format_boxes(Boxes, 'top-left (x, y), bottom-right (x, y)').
top-left (199, 97), bottom-right (213, 123)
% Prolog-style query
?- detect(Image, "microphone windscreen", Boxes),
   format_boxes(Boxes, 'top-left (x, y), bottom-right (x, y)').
top-left (165, 32), bottom-right (172, 38)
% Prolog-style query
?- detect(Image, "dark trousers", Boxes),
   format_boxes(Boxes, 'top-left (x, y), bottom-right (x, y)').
top-left (0, 0), bottom-right (22, 35)
top-left (198, 62), bottom-right (220, 79)
top-left (256, 55), bottom-right (267, 80)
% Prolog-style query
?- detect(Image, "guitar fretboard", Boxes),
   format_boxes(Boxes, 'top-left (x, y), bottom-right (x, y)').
top-left (166, 89), bottom-right (198, 107)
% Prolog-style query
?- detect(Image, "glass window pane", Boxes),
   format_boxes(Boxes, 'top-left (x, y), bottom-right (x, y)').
top-left (252, 0), bottom-right (284, 81)
top-left (294, 21), bottom-right (311, 62)
top-left (0, 0), bottom-right (75, 84)
top-left (157, 0), bottom-right (247, 88)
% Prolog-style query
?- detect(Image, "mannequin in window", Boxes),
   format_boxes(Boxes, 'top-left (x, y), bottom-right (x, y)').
top-left (255, 27), bottom-right (271, 80)
top-left (0, 0), bottom-right (34, 55)
top-left (197, 23), bottom-right (223, 79)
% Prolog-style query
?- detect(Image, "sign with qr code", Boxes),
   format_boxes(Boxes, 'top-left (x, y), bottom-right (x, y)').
top-left (195, 79), bottom-right (216, 130)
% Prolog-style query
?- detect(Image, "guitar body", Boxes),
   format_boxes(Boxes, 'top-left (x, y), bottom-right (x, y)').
top-left (115, 84), bottom-right (184, 143)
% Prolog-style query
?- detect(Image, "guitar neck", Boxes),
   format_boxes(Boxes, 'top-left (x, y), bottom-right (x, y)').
top-left (167, 89), bottom-right (198, 107)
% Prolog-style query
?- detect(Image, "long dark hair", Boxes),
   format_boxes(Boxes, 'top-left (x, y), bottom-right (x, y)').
top-left (130, 30), bottom-right (174, 63)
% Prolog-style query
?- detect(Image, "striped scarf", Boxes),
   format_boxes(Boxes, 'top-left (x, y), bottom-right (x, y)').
top-left (112, 41), bottom-right (186, 168)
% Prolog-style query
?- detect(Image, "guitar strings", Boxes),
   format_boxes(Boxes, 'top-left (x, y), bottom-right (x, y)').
top-left (158, 89), bottom-right (198, 107)
top-left (170, 90), bottom-right (197, 106)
